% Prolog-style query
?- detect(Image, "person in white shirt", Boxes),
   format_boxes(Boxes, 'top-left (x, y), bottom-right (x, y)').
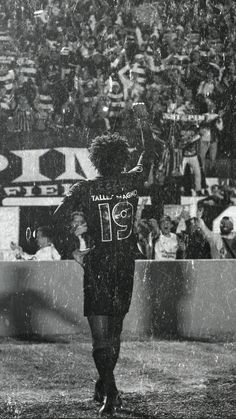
top-left (154, 215), bottom-right (178, 261)
top-left (10, 226), bottom-right (61, 261)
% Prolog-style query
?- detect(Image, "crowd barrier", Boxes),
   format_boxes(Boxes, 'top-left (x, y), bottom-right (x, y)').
top-left (126, 260), bottom-right (236, 341)
top-left (0, 260), bottom-right (235, 341)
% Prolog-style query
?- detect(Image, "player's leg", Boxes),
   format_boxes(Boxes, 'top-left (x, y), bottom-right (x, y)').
top-left (88, 315), bottom-right (123, 415)
top-left (88, 315), bottom-right (123, 396)
top-left (87, 315), bottom-right (112, 402)
top-left (98, 315), bottom-right (124, 415)
top-left (109, 314), bottom-right (124, 377)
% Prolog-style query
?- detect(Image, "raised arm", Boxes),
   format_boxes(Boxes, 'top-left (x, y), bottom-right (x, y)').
top-left (196, 207), bottom-right (213, 241)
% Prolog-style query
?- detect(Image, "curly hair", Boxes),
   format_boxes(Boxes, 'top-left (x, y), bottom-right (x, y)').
top-left (89, 132), bottom-right (130, 176)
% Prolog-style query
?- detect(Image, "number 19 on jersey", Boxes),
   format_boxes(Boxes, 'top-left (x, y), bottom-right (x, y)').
top-left (99, 202), bottom-right (134, 242)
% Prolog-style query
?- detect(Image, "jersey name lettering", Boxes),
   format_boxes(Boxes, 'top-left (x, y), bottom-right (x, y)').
top-left (91, 189), bottom-right (137, 202)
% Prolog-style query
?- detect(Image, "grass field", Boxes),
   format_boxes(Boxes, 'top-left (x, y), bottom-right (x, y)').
top-left (0, 334), bottom-right (235, 419)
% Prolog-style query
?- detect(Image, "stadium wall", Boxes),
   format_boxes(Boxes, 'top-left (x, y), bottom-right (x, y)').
top-left (0, 260), bottom-right (235, 341)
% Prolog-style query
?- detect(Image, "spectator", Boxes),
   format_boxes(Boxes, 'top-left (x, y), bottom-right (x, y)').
top-left (176, 216), bottom-right (211, 259)
top-left (136, 218), bottom-right (159, 259)
top-left (174, 91), bottom-right (203, 196)
top-left (10, 225), bottom-right (61, 261)
top-left (107, 79), bottom-right (125, 126)
top-left (154, 215), bottom-right (178, 260)
top-left (198, 183), bottom-right (232, 229)
top-left (180, 132), bottom-right (202, 196)
top-left (186, 49), bottom-right (205, 96)
top-left (202, 184), bottom-right (225, 206)
top-left (66, 211), bottom-right (90, 265)
top-left (12, 86), bottom-right (36, 131)
top-left (197, 67), bottom-right (217, 98)
top-left (198, 99), bottom-right (223, 174)
top-left (197, 207), bottom-right (236, 259)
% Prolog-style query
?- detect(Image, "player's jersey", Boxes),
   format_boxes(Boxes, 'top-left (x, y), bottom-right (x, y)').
top-left (54, 160), bottom-right (144, 316)
top-left (57, 171), bottom-right (142, 257)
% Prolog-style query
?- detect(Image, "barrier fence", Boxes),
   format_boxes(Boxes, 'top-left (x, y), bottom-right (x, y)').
top-left (0, 260), bottom-right (235, 341)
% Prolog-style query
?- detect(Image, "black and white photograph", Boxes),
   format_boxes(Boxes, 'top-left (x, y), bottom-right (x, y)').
top-left (0, 0), bottom-right (235, 418)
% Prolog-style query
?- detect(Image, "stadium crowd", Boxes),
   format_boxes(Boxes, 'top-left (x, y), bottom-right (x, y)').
top-left (8, 180), bottom-right (236, 261)
top-left (1, 0), bottom-right (236, 260)
top-left (136, 185), bottom-right (236, 260)
top-left (0, 1), bottom-right (235, 154)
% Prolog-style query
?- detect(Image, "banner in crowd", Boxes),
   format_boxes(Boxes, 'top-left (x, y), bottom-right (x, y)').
top-left (164, 203), bottom-right (199, 220)
top-left (164, 204), bottom-right (189, 220)
top-left (163, 113), bottom-right (206, 123)
top-left (0, 135), bottom-right (98, 204)
top-left (153, 64), bottom-right (184, 73)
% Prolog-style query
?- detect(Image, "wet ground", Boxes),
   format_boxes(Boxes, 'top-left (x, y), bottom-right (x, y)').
top-left (0, 334), bottom-right (235, 418)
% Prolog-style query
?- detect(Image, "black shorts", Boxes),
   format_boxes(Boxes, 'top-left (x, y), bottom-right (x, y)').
top-left (83, 248), bottom-right (135, 316)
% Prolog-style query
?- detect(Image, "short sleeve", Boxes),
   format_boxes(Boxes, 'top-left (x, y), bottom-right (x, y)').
top-left (51, 245), bottom-right (61, 260)
top-left (54, 180), bottom-right (87, 223)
